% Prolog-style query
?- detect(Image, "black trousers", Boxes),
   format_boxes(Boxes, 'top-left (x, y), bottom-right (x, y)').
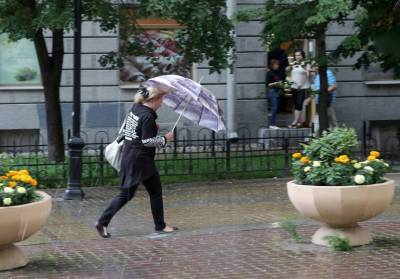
top-left (292, 89), bottom-right (307, 111)
top-left (97, 175), bottom-right (166, 231)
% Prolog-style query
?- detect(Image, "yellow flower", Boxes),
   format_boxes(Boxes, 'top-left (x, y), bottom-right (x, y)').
top-left (30, 179), bottom-right (38, 187)
top-left (368, 155), bottom-right (376, 161)
top-left (8, 181), bottom-right (17, 188)
top-left (335, 155), bottom-right (350, 164)
top-left (20, 175), bottom-right (32, 183)
top-left (300, 156), bottom-right (310, 164)
top-left (0, 176), bottom-right (7, 180)
top-left (339, 155), bottom-right (350, 164)
top-left (370, 151), bottom-right (380, 158)
top-left (7, 170), bottom-right (18, 177)
top-left (19, 170), bottom-right (30, 175)
top-left (292, 153), bottom-right (302, 159)
top-left (11, 175), bottom-right (21, 181)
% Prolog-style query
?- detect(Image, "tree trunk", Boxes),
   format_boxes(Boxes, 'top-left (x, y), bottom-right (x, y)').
top-left (316, 33), bottom-right (329, 135)
top-left (33, 29), bottom-right (65, 162)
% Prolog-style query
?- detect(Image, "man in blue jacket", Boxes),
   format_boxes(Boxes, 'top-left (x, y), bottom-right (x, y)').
top-left (311, 68), bottom-right (338, 129)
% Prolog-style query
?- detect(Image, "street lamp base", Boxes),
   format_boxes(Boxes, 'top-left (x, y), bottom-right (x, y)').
top-left (64, 187), bottom-right (85, 200)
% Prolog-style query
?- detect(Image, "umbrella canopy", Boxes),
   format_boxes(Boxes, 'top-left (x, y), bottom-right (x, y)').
top-left (144, 75), bottom-right (226, 132)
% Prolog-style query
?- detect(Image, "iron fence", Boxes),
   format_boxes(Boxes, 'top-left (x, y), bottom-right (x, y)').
top-left (0, 125), bottom-right (398, 187)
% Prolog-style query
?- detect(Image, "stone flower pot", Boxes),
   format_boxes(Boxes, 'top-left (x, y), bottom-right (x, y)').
top-left (0, 191), bottom-right (52, 270)
top-left (287, 179), bottom-right (395, 247)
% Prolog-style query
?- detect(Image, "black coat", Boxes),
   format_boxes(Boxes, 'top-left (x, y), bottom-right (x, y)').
top-left (119, 103), bottom-right (166, 188)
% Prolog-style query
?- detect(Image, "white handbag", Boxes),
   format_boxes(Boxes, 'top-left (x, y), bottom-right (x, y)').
top-left (105, 116), bottom-right (127, 172)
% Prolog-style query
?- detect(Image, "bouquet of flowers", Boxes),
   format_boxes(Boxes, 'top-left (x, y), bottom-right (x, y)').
top-left (267, 80), bottom-right (294, 92)
top-left (291, 128), bottom-right (390, 186)
top-left (289, 58), bottom-right (318, 68)
top-left (0, 169), bottom-right (39, 207)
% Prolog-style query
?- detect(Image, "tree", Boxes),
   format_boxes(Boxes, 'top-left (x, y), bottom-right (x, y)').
top-left (0, 0), bottom-right (234, 162)
top-left (334, 0), bottom-right (400, 77)
top-left (237, 0), bottom-right (353, 133)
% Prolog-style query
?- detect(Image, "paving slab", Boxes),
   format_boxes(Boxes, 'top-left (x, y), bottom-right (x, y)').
top-left (1, 174), bottom-right (400, 279)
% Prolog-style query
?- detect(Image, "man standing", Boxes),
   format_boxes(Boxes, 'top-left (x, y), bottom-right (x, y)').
top-left (311, 68), bottom-right (338, 130)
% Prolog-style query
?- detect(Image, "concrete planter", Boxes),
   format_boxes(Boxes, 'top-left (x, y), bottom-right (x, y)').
top-left (287, 179), bottom-right (395, 247)
top-left (0, 191), bottom-right (52, 270)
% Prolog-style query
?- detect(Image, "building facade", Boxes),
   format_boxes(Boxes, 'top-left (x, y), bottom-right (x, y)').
top-left (0, 0), bottom-right (398, 150)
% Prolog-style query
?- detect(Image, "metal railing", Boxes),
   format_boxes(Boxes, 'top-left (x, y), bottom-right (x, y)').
top-left (0, 126), bottom-right (398, 187)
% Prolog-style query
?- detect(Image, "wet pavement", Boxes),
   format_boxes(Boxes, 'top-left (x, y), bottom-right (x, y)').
top-left (2, 174), bottom-right (400, 279)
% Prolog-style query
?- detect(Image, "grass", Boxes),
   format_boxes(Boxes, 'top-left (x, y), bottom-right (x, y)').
top-left (0, 152), bottom-right (288, 188)
top-left (279, 219), bottom-right (304, 243)
top-left (323, 235), bottom-right (352, 251)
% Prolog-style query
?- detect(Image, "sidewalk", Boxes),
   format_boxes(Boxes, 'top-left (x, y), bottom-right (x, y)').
top-left (2, 174), bottom-right (400, 279)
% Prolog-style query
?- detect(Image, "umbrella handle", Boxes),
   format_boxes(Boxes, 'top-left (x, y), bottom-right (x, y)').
top-left (171, 103), bottom-right (188, 132)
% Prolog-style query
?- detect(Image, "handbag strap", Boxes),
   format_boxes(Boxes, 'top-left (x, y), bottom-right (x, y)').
top-left (118, 113), bottom-right (128, 134)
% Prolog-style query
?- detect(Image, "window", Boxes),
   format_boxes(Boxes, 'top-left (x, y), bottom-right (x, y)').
top-left (120, 18), bottom-right (192, 87)
top-left (0, 34), bottom-right (41, 86)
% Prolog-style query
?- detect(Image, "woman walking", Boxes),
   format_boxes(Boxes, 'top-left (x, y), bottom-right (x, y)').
top-left (95, 86), bottom-right (177, 238)
top-left (288, 49), bottom-right (311, 128)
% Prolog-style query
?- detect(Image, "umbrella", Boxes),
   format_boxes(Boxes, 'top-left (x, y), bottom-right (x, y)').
top-left (144, 75), bottom-right (226, 132)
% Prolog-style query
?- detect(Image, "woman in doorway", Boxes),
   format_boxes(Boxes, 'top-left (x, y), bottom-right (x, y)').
top-left (288, 49), bottom-right (311, 128)
top-left (95, 87), bottom-right (178, 238)
top-left (266, 59), bottom-right (284, 129)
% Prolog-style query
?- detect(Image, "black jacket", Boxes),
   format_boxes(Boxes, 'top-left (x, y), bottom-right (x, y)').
top-left (266, 69), bottom-right (283, 87)
top-left (119, 103), bottom-right (166, 188)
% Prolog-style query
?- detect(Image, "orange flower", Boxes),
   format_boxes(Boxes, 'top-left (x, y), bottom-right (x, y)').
top-left (300, 156), bottom-right (310, 164)
top-left (292, 153), bottom-right (302, 159)
top-left (368, 155), bottom-right (376, 161)
top-left (370, 151), bottom-right (380, 158)
top-left (8, 181), bottom-right (17, 188)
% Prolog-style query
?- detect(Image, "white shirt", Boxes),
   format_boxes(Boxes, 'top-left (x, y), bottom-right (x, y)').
top-left (291, 65), bottom-right (310, 89)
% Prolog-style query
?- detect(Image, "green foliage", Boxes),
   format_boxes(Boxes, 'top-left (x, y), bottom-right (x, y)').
top-left (303, 128), bottom-right (358, 161)
top-left (0, 0), bottom-right (234, 74)
top-left (334, 1), bottom-right (400, 77)
top-left (279, 219), bottom-right (304, 243)
top-left (237, 0), bottom-right (400, 76)
top-left (323, 235), bottom-right (352, 251)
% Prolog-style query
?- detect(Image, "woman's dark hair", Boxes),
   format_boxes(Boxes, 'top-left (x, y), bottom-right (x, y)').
top-left (268, 59), bottom-right (280, 69)
top-left (294, 49), bottom-right (306, 59)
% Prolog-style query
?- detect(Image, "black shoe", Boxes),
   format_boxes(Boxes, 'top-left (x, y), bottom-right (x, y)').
top-left (95, 222), bottom-right (111, 238)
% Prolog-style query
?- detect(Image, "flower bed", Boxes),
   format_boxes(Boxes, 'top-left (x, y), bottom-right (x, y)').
top-left (291, 128), bottom-right (390, 186)
top-left (0, 169), bottom-right (39, 207)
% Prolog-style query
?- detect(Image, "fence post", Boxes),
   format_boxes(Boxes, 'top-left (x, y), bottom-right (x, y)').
top-left (99, 140), bottom-right (105, 186)
top-left (211, 131), bottom-right (216, 157)
top-left (226, 139), bottom-right (231, 179)
top-left (173, 129), bottom-right (178, 159)
top-left (283, 137), bottom-right (290, 177)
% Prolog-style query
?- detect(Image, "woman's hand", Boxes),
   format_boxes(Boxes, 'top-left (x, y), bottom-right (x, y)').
top-left (165, 131), bottom-right (174, 142)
